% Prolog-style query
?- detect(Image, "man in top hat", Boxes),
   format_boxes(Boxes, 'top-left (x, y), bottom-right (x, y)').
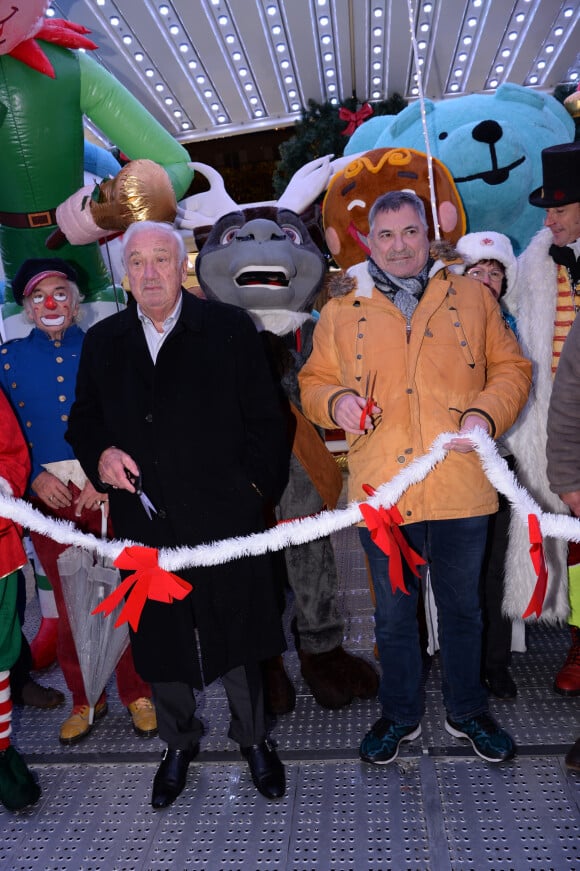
top-left (501, 142), bottom-right (580, 708)
top-left (0, 257), bottom-right (156, 746)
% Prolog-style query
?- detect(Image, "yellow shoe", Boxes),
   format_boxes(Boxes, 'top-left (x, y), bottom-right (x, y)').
top-left (59, 700), bottom-right (108, 745)
top-left (127, 697), bottom-right (157, 737)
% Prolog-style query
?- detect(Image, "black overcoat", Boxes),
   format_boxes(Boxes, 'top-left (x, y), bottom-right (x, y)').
top-left (66, 292), bottom-right (288, 687)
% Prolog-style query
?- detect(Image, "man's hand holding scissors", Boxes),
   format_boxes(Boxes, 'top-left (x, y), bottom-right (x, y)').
top-left (334, 372), bottom-right (381, 435)
top-left (98, 447), bottom-right (158, 519)
top-left (98, 446), bottom-right (140, 492)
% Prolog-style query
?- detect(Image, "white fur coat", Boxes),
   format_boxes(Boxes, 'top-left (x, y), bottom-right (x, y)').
top-left (502, 228), bottom-right (570, 622)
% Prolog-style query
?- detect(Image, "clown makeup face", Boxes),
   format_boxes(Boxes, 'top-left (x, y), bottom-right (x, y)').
top-left (544, 202), bottom-right (580, 248)
top-left (26, 275), bottom-right (78, 339)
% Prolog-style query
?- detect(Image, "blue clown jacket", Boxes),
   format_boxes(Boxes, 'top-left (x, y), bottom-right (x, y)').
top-left (0, 325), bottom-right (84, 487)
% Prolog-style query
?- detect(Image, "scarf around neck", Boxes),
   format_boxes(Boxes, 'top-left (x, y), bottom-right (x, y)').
top-left (367, 256), bottom-right (432, 319)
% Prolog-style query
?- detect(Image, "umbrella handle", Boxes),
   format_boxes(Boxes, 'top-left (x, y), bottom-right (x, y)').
top-left (97, 504), bottom-right (108, 567)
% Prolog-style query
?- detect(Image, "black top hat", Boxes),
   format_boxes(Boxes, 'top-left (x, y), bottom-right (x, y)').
top-left (12, 258), bottom-right (78, 307)
top-left (529, 141), bottom-right (580, 208)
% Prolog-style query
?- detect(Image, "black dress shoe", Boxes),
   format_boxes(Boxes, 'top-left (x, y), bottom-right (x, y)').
top-left (485, 667), bottom-right (517, 700)
top-left (241, 739), bottom-right (285, 799)
top-left (151, 745), bottom-right (199, 810)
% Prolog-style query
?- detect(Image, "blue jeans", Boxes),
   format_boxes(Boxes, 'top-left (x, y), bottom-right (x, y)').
top-left (360, 516), bottom-right (489, 725)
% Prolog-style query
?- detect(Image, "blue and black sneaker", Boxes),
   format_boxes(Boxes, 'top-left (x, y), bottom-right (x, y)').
top-left (445, 713), bottom-right (516, 762)
top-left (359, 717), bottom-right (421, 765)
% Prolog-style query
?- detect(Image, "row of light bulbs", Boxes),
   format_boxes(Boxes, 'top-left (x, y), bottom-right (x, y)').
top-left (46, 0), bottom-right (579, 140)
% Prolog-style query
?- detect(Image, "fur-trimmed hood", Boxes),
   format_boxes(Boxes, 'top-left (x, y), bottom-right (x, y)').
top-left (330, 243), bottom-right (461, 300)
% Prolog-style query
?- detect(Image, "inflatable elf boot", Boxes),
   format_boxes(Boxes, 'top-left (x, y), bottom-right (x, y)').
top-left (0, 669), bottom-right (41, 811)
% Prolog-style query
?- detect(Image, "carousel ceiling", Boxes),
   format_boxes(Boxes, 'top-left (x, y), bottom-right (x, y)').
top-left (55, 0), bottom-right (580, 144)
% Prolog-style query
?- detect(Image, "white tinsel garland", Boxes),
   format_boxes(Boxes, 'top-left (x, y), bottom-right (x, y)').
top-left (2, 430), bottom-right (580, 572)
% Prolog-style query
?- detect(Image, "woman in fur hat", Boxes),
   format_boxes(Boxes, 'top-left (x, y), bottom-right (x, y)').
top-left (456, 231), bottom-right (519, 701)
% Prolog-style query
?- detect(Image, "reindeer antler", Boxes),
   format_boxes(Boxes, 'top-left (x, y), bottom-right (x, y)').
top-left (177, 154), bottom-right (350, 232)
top-left (175, 162), bottom-right (239, 230)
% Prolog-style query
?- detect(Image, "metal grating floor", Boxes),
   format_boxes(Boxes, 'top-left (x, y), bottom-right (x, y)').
top-left (1, 521), bottom-right (579, 871)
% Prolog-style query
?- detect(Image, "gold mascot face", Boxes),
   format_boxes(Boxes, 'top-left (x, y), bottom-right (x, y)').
top-left (322, 148), bottom-right (466, 270)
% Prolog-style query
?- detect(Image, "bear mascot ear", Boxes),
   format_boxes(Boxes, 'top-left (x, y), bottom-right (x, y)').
top-left (322, 147), bottom-right (466, 270)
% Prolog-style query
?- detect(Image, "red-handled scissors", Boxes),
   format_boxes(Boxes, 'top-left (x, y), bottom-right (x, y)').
top-left (359, 371), bottom-right (377, 431)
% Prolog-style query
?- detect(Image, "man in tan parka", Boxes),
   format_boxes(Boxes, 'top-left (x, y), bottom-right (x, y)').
top-left (300, 191), bottom-right (531, 766)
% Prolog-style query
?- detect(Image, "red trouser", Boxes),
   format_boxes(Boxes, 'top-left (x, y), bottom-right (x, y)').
top-left (29, 486), bottom-right (150, 707)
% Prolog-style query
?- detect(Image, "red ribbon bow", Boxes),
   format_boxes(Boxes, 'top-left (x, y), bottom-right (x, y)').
top-left (522, 514), bottom-right (548, 619)
top-left (92, 545), bottom-right (192, 632)
top-left (359, 485), bottom-right (426, 594)
top-left (339, 103), bottom-right (373, 136)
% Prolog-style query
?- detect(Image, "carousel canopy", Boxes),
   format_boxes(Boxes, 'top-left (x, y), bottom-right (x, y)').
top-left (59, 0), bottom-right (579, 144)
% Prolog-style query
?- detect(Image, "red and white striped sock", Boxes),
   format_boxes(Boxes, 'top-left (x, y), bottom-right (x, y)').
top-left (0, 670), bottom-right (12, 751)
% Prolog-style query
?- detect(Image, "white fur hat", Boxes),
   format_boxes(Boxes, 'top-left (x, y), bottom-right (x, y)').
top-left (455, 231), bottom-right (517, 293)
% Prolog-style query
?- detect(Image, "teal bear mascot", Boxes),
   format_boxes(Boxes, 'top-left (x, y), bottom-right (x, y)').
top-left (344, 83), bottom-right (575, 255)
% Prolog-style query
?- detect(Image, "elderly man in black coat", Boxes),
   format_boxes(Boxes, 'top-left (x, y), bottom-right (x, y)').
top-left (66, 220), bottom-right (289, 809)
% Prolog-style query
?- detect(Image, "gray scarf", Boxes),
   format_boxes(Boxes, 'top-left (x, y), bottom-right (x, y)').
top-left (367, 256), bottom-right (432, 319)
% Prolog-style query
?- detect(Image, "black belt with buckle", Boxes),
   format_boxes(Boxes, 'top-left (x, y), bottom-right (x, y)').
top-left (0, 209), bottom-right (57, 229)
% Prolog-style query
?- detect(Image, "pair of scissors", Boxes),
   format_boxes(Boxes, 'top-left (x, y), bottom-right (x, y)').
top-left (359, 371), bottom-right (378, 431)
top-left (125, 469), bottom-right (158, 520)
